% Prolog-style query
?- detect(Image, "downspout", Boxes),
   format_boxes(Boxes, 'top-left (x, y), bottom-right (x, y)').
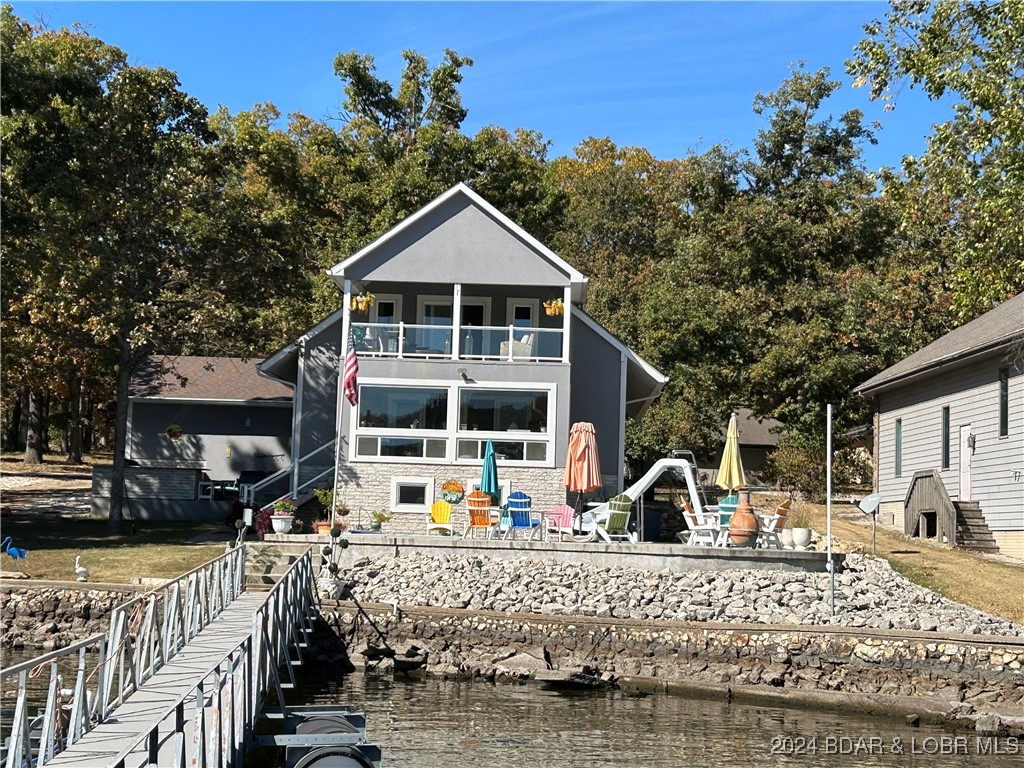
top-left (618, 351), bottom-right (627, 493)
top-left (291, 339), bottom-right (306, 496)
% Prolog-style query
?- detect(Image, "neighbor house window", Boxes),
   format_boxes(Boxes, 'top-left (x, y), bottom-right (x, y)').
top-left (894, 418), bottom-right (902, 478)
top-left (941, 406), bottom-right (950, 470)
top-left (999, 367), bottom-right (1009, 437)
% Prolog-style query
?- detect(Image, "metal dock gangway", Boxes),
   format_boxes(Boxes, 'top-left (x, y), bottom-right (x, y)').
top-left (1, 545), bottom-right (380, 768)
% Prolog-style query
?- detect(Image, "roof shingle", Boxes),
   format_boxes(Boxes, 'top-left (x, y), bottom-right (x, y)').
top-left (130, 356), bottom-right (292, 402)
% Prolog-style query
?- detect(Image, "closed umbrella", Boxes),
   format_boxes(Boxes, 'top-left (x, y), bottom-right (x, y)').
top-left (716, 412), bottom-right (746, 494)
top-left (565, 422), bottom-right (602, 532)
top-left (481, 439), bottom-right (500, 505)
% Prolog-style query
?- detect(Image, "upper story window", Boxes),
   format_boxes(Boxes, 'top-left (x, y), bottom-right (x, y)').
top-left (358, 385), bottom-right (448, 430)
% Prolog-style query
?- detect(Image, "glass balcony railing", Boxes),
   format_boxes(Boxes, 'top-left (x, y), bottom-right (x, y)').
top-left (351, 323), bottom-right (563, 361)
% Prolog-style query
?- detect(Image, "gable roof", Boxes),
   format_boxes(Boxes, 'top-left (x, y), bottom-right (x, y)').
top-left (732, 408), bottom-right (782, 447)
top-left (855, 292), bottom-right (1024, 395)
top-left (327, 183), bottom-right (589, 303)
top-left (130, 356), bottom-right (292, 403)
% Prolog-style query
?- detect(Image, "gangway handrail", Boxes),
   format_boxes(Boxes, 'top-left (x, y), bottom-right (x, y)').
top-left (0, 544), bottom-right (316, 768)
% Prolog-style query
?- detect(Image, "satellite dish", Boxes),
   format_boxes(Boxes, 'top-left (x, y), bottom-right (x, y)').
top-left (858, 492), bottom-right (881, 516)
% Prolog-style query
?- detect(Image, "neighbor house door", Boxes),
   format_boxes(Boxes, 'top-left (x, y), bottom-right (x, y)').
top-left (959, 424), bottom-right (973, 500)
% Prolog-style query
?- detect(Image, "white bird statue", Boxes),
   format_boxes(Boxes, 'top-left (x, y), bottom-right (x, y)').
top-left (74, 556), bottom-right (89, 583)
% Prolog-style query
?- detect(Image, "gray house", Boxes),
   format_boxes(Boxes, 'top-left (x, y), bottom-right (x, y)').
top-left (854, 293), bottom-right (1023, 559)
top-left (256, 183), bottom-right (667, 526)
top-left (93, 356), bottom-right (292, 520)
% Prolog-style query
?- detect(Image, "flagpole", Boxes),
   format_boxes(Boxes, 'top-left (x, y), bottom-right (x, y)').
top-left (329, 280), bottom-right (353, 531)
top-left (827, 403), bottom-right (835, 617)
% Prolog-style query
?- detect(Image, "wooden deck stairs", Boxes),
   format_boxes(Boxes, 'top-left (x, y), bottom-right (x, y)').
top-left (954, 501), bottom-right (1000, 554)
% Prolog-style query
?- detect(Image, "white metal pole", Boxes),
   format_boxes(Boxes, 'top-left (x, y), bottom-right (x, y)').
top-left (826, 403), bottom-right (834, 616)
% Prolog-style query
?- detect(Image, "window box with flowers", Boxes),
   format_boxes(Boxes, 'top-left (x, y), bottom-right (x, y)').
top-left (543, 298), bottom-right (564, 316)
top-left (440, 479), bottom-right (465, 504)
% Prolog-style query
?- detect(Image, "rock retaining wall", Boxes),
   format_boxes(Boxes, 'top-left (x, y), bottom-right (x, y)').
top-left (0, 582), bottom-right (140, 650)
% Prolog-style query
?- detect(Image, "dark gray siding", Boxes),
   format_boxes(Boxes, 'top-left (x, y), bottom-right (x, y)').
top-left (568, 315), bottom-right (623, 496)
top-left (128, 401), bottom-right (291, 479)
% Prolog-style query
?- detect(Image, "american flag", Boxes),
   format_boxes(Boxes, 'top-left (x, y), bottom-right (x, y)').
top-left (343, 327), bottom-right (359, 406)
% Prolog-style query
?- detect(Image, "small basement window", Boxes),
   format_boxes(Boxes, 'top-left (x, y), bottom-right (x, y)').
top-left (390, 476), bottom-right (435, 515)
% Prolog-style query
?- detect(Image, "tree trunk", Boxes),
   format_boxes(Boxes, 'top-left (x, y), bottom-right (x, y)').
top-left (18, 384), bottom-right (29, 449)
top-left (82, 391), bottom-right (93, 453)
top-left (68, 377), bottom-right (84, 464)
top-left (5, 384), bottom-right (23, 451)
top-left (108, 342), bottom-right (134, 533)
top-left (25, 388), bottom-right (46, 464)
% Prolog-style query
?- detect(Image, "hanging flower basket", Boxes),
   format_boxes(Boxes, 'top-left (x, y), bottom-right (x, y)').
top-left (543, 298), bottom-right (564, 316)
top-left (350, 292), bottom-right (375, 313)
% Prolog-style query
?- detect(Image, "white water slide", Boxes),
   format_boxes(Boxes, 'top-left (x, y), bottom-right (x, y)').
top-left (578, 458), bottom-right (709, 539)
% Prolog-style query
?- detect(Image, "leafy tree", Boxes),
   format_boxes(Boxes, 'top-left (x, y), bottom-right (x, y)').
top-left (2, 8), bottom-right (281, 529)
top-left (848, 0), bottom-right (1024, 319)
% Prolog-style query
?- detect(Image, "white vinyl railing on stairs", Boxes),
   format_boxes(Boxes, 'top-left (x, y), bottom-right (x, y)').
top-left (243, 439), bottom-right (336, 510)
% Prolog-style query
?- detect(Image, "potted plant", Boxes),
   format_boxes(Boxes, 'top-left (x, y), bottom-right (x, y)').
top-left (543, 297), bottom-right (564, 316)
top-left (787, 505), bottom-right (814, 550)
top-left (350, 292), bottom-right (375, 313)
top-left (440, 478), bottom-right (465, 504)
top-left (313, 488), bottom-right (350, 535)
top-left (270, 497), bottom-right (297, 534)
top-left (369, 509), bottom-right (393, 532)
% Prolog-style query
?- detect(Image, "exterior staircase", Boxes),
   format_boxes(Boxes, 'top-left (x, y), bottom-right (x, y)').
top-left (954, 501), bottom-right (1000, 554)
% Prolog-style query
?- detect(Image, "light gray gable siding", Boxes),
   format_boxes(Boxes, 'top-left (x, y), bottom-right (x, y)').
top-left (569, 314), bottom-right (624, 494)
top-left (345, 195), bottom-right (569, 287)
top-left (876, 352), bottom-right (1023, 532)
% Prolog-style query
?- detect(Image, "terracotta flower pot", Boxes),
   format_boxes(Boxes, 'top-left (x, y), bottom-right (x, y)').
top-left (727, 492), bottom-right (760, 547)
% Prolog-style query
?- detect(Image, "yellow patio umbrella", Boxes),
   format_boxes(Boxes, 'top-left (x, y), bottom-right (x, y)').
top-left (716, 412), bottom-right (746, 493)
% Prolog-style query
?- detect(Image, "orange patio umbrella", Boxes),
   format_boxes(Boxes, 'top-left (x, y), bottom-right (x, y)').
top-left (565, 422), bottom-right (602, 530)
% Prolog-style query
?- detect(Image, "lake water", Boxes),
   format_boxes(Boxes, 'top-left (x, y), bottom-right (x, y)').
top-left (295, 672), bottom-right (1021, 767)
top-left (4, 648), bottom-right (1019, 767)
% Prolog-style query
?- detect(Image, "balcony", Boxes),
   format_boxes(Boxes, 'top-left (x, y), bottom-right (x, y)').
top-left (352, 323), bottom-right (564, 362)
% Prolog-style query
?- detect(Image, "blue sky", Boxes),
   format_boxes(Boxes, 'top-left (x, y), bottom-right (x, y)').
top-left (11, 2), bottom-right (950, 170)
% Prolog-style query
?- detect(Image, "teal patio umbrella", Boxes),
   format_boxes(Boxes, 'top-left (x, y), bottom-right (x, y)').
top-left (481, 439), bottom-right (500, 505)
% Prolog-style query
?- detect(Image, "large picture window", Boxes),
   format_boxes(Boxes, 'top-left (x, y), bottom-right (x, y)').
top-left (358, 386), bottom-right (448, 430)
top-left (459, 389), bottom-right (548, 433)
top-left (352, 380), bottom-right (555, 466)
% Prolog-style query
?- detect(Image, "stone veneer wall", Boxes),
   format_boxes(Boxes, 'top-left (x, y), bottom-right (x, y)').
top-left (338, 461), bottom-right (567, 534)
top-left (320, 603), bottom-right (1024, 709)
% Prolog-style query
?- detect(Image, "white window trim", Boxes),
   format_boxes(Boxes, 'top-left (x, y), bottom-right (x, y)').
top-left (466, 478), bottom-right (511, 507)
top-left (390, 475), bottom-right (435, 515)
top-left (506, 298), bottom-right (540, 327)
top-left (350, 377), bottom-right (556, 468)
top-left (371, 293), bottom-right (403, 324)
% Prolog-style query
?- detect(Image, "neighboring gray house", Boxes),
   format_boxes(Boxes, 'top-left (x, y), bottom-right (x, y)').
top-left (93, 356), bottom-right (292, 520)
top-left (854, 293), bottom-right (1024, 560)
top-left (256, 183), bottom-right (667, 524)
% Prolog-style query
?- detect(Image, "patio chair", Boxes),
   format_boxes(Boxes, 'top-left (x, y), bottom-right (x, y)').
top-left (596, 493), bottom-right (635, 543)
top-left (756, 499), bottom-right (791, 549)
top-left (499, 333), bottom-right (534, 359)
top-left (678, 498), bottom-right (721, 547)
top-left (426, 500), bottom-right (455, 536)
top-left (545, 503), bottom-right (575, 541)
top-left (463, 490), bottom-right (497, 539)
top-left (505, 491), bottom-right (540, 540)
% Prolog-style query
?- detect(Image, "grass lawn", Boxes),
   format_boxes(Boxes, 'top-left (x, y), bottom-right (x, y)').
top-left (793, 500), bottom-right (1024, 625)
top-left (0, 517), bottom-right (226, 584)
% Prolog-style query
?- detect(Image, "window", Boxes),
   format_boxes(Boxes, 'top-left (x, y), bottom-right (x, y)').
top-left (506, 300), bottom-right (539, 329)
top-left (999, 367), bottom-right (1009, 437)
top-left (941, 406), bottom-right (950, 470)
top-left (352, 380), bottom-right (555, 466)
top-left (894, 418), bottom-right (902, 478)
top-left (459, 389), bottom-right (547, 433)
top-left (390, 476), bottom-right (435, 514)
